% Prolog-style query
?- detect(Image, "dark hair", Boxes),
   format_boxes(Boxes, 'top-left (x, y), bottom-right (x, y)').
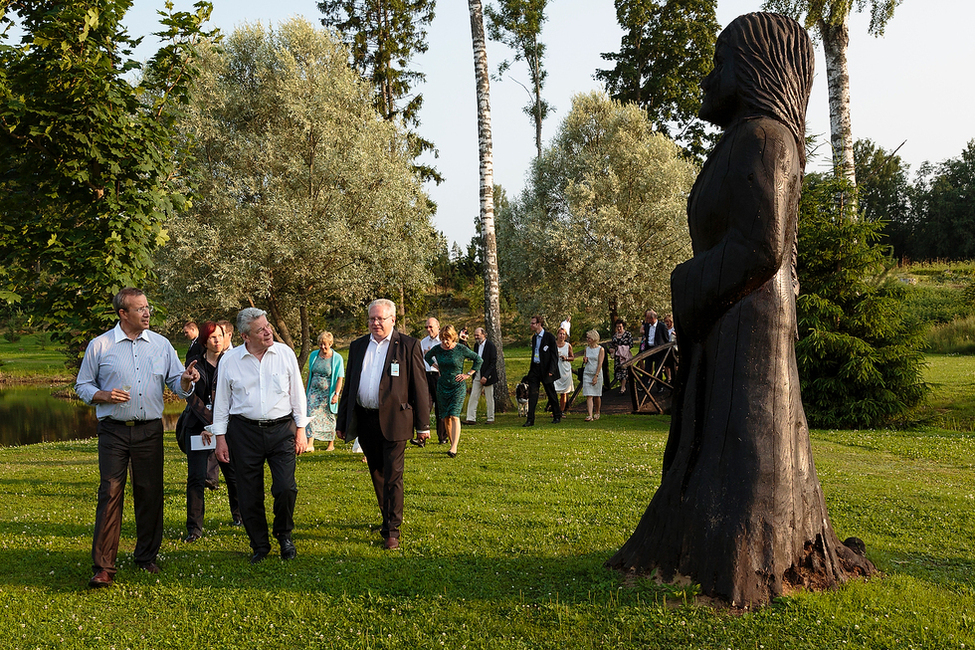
top-left (531, 315), bottom-right (545, 327)
top-left (112, 287), bottom-right (145, 314)
top-left (614, 318), bottom-right (625, 328)
top-left (197, 321), bottom-right (221, 348)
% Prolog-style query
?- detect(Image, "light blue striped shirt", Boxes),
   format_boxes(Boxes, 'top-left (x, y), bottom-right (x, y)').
top-left (75, 323), bottom-right (191, 421)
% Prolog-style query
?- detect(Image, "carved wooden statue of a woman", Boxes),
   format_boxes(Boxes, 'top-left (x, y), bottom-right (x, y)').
top-left (607, 13), bottom-right (875, 606)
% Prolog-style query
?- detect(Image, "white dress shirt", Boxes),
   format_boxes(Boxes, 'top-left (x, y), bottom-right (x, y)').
top-left (358, 331), bottom-right (393, 409)
top-left (420, 335), bottom-right (440, 373)
top-left (210, 342), bottom-right (309, 436)
top-left (76, 323), bottom-right (191, 421)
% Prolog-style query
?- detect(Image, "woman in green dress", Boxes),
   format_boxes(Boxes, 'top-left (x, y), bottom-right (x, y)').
top-left (424, 325), bottom-right (482, 458)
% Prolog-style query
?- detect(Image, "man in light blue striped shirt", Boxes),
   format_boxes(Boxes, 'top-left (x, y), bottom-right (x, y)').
top-left (76, 288), bottom-right (199, 589)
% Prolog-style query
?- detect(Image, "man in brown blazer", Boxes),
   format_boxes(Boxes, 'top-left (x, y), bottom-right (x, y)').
top-left (336, 298), bottom-right (430, 550)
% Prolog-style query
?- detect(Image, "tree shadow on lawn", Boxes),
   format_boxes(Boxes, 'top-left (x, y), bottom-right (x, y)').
top-left (2, 545), bottom-right (972, 603)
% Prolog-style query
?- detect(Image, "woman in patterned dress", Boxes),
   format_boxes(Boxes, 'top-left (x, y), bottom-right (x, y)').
top-left (305, 331), bottom-right (345, 452)
top-left (610, 319), bottom-right (633, 394)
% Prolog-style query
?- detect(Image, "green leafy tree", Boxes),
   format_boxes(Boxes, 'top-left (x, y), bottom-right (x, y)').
top-left (765, 0), bottom-right (903, 186)
top-left (0, 0), bottom-right (215, 364)
top-left (909, 141), bottom-right (975, 261)
top-left (796, 174), bottom-right (926, 428)
top-left (596, 0), bottom-right (719, 161)
top-left (485, 0), bottom-right (551, 158)
top-left (158, 19), bottom-right (435, 365)
top-left (318, 0), bottom-right (440, 183)
top-left (853, 138), bottom-right (912, 256)
top-left (497, 91), bottom-right (696, 327)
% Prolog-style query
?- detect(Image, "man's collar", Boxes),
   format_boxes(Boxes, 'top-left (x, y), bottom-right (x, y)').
top-left (113, 322), bottom-right (150, 342)
top-left (371, 330), bottom-right (394, 345)
top-left (242, 342), bottom-right (276, 358)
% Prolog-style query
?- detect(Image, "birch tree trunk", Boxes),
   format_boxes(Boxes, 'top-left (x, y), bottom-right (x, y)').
top-left (469, 0), bottom-right (511, 411)
top-left (819, 13), bottom-right (857, 188)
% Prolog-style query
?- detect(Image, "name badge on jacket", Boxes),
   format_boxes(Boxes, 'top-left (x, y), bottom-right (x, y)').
top-left (391, 361), bottom-right (400, 377)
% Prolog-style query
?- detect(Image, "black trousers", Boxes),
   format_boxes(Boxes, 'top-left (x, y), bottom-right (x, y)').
top-left (226, 415), bottom-right (297, 554)
top-left (426, 371), bottom-right (448, 443)
top-left (355, 405), bottom-right (407, 540)
top-left (186, 448), bottom-right (240, 535)
top-left (91, 419), bottom-right (164, 575)
top-left (526, 365), bottom-right (561, 422)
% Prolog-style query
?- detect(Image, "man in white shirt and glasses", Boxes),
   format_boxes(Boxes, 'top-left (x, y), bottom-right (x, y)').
top-left (76, 288), bottom-right (200, 588)
top-left (212, 308), bottom-right (309, 564)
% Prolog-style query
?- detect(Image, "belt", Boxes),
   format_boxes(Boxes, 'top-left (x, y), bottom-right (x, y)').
top-left (105, 418), bottom-right (161, 427)
top-left (232, 414), bottom-right (293, 427)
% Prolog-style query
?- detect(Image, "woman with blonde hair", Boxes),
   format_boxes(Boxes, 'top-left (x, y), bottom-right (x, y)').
top-left (424, 325), bottom-right (482, 458)
top-left (305, 330), bottom-right (345, 452)
top-left (581, 329), bottom-right (605, 421)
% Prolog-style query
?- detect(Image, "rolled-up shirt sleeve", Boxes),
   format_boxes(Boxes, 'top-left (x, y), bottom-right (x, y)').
top-left (74, 340), bottom-right (100, 405)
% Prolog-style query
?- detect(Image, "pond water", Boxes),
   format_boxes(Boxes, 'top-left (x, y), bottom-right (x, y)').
top-left (0, 386), bottom-right (181, 447)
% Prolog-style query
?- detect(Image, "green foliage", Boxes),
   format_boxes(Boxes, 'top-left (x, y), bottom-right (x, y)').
top-left (908, 140), bottom-right (975, 261)
top-left (0, 0), bottom-right (215, 365)
top-left (159, 19), bottom-right (436, 365)
top-left (497, 91), bottom-right (695, 327)
top-left (901, 284), bottom-right (973, 327)
top-left (926, 316), bottom-right (975, 356)
top-left (318, 0), bottom-right (440, 183)
top-left (796, 174), bottom-right (927, 428)
top-left (597, 0), bottom-right (719, 161)
top-left (485, 0), bottom-right (552, 156)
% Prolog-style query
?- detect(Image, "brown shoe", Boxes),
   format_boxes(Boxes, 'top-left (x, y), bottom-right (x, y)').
top-left (462, 420), bottom-right (476, 425)
top-left (137, 561), bottom-right (161, 574)
top-left (384, 537), bottom-right (400, 550)
top-left (88, 570), bottom-right (113, 589)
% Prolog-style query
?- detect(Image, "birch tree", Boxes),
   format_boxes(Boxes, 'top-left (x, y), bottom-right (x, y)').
top-left (764, 0), bottom-right (903, 186)
top-left (485, 0), bottom-right (551, 159)
top-left (469, 0), bottom-right (511, 411)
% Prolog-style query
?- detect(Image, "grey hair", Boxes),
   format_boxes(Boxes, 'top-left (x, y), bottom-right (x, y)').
top-left (368, 298), bottom-right (397, 317)
top-left (237, 307), bottom-right (268, 336)
top-left (475, 327), bottom-right (486, 336)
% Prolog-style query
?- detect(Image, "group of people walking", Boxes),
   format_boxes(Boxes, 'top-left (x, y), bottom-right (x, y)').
top-left (76, 287), bottom-right (672, 588)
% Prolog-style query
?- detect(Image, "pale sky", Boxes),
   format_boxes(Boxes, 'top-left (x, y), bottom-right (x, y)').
top-left (114, 0), bottom-right (975, 247)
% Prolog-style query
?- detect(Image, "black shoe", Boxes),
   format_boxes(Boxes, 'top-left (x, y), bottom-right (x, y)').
top-left (447, 451), bottom-right (457, 458)
top-left (522, 420), bottom-right (534, 427)
top-left (250, 550), bottom-right (269, 564)
top-left (205, 479), bottom-right (218, 491)
top-left (279, 537), bottom-right (297, 560)
top-left (183, 532), bottom-right (202, 543)
top-left (409, 438), bottom-right (425, 448)
top-left (232, 515), bottom-right (243, 526)
top-left (552, 417), bottom-right (562, 424)
top-left (137, 561), bottom-right (161, 574)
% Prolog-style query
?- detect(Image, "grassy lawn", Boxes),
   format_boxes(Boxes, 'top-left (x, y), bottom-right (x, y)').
top-left (1, 407), bottom-right (974, 648)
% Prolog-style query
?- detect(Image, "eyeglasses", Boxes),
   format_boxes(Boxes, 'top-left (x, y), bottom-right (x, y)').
top-left (127, 306), bottom-right (153, 315)
top-left (368, 315), bottom-right (393, 324)
top-left (247, 324), bottom-right (273, 336)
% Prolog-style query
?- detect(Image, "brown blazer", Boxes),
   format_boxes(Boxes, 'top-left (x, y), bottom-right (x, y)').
top-left (336, 330), bottom-right (429, 442)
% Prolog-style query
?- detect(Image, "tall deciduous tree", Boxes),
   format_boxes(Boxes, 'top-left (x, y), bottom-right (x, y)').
top-left (318, 0), bottom-right (441, 183)
top-left (765, 0), bottom-right (903, 186)
top-left (597, 0), bottom-right (719, 161)
top-left (497, 91), bottom-right (695, 326)
top-left (853, 138), bottom-right (912, 255)
top-left (0, 0), bottom-right (215, 364)
top-left (909, 140), bottom-right (975, 261)
top-left (469, 0), bottom-right (511, 411)
top-left (159, 19), bottom-right (435, 365)
top-left (484, 0), bottom-right (551, 159)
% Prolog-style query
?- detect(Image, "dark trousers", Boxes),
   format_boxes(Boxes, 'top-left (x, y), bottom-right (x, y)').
top-left (426, 371), bottom-right (448, 443)
top-left (91, 419), bottom-right (164, 576)
top-left (226, 415), bottom-right (297, 554)
top-left (186, 448), bottom-right (240, 535)
top-left (526, 365), bottom-right (561, 422)
top-left (355, 405), bottom-right (407, 540)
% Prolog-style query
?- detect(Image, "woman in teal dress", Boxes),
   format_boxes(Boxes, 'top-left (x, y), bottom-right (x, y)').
top-left (305, 331), bottom-right (345, 452)
top-left (423, 324), bottom-right (482, 458)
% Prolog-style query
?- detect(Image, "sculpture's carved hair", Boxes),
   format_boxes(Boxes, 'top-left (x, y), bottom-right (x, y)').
top-left (722, 12), bottom-right (814, 166)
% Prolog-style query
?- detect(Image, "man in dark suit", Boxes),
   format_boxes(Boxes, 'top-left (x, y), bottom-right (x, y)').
top-left (640, 309), bottom-right (671, 384)
top-left (524, 315), bottom-right (562, 427)
top-left (336, 298), bottom-right (430, 550)
top-left (463, 327), bottom-right (498, 424)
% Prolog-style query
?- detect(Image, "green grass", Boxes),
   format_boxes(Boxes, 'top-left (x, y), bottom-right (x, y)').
top-left (1, 403), bottom-right (974, 648)
top-left (0, 332), bottom-right (74, 382)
